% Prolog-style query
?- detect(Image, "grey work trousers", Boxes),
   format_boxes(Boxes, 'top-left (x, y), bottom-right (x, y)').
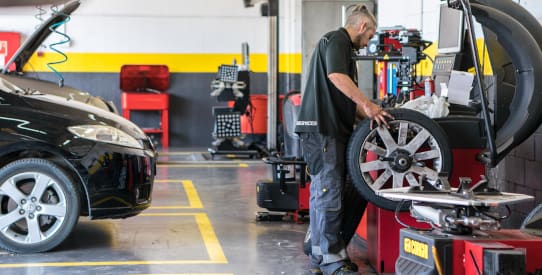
top-left (300, 132), bottom-right (349, 275)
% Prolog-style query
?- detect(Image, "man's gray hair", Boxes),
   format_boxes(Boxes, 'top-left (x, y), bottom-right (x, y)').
top-left (345, 4), bottom-right (376, 29)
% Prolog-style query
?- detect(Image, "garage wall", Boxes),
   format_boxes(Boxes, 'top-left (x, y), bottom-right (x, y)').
top-left (0, 0), bottom-right (302, 147)
top-left (2, 0), bottom-right (542, 216)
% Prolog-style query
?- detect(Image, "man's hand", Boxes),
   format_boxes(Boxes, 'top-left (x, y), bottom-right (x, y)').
top-left (358, 102), bottom-right (394, 129)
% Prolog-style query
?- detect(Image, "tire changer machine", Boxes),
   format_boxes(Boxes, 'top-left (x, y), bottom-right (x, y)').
top-left (257, 0), bottom-right (542, 273)
top-left (373, 0), bottom-right (542, 274)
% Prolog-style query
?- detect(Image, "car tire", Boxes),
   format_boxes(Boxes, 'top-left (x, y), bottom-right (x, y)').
top-left (347, 108), bottom-right (452, 211)
top-left (0, 158), bottom-right (80, 253)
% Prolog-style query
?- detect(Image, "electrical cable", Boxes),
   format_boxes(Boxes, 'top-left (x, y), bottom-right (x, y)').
top-left (394, 200), bottom-right (435, 231)
top-left (47, 4), bottom-right (71, 87)
top-left (34, 5), bottom-right (46, 30)
top-left (474, 204), bottom-right (511, 221)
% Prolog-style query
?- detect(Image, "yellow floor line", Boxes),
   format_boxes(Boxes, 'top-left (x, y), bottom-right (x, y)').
top-left (157, 164), bottom-right (248, 168)
top-left (151, 180), bottom-right (203, 209)
top-left (136, 213), bottom-right (227, 263)
top-left (0, 260), bottom-right (226, 268)
top-left (195, 214), bottom-right (228, 263)
top-left (0, 213), bottom-right (228, 268)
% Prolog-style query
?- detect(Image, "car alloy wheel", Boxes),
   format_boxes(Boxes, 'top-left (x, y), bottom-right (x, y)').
top-left (347, 108), bottom-right (452, 211)
top-left (0, 158), bottom-right (80, 253)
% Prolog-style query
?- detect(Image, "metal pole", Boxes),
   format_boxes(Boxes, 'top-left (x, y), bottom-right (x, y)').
top-left (267, 3), bottom-right (278, 152)
top-left (459, 0), bottom-right (497, 166)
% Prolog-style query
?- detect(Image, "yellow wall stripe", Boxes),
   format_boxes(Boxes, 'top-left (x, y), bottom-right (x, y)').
top-left (24, 52), bottom-right (302, 74)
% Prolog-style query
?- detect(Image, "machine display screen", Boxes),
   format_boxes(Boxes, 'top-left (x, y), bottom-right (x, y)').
top-left (437, 4), bottom-right (464, 54)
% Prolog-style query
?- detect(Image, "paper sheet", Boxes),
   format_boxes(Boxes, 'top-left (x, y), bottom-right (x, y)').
top-left (447, 70), bottom-right (474, 106)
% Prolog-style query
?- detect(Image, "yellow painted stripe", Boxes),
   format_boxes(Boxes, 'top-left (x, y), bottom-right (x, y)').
top-left (0, 213), bottom-right (227, 268)
top-left (139, 213), bottom-right (227, 263)
top-left (0, 260), bottom-right (225, 268)
top-left (24, 52), bottom-right (302, 74)
top-left (195, 213), bottom-right (228, 263)
top-left (157, 164), bottom-right (249, 168)
top-left (151, 180), bottom-right (203, 209)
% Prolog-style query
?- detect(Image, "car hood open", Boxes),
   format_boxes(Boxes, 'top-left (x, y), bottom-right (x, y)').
top-left (2, 0), bottom-right (80, 74)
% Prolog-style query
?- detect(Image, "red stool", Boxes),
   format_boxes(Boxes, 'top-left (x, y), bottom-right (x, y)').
top-left (120, 65), bottom-right (170, 148)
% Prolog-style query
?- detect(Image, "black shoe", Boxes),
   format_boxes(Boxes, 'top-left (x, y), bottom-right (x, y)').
top-left (332, 264), bottom-right (359, 275)
top-left (345, 260), bottom-right (358, 272)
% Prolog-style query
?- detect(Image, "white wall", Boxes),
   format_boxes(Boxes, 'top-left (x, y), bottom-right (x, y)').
top-left (378, 0), bottom-right (542, 43)
top-left (518, 0), bottom-right (542, 21)
top-left (0, 0), bottom-right (301, 54)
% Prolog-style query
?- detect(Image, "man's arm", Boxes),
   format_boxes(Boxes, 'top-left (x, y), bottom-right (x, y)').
top-left (328, 72), bottom-right (393, 127)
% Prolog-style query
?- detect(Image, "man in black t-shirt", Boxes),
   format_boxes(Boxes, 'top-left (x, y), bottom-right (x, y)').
top-left (295, 4), bottom-right (393, 275)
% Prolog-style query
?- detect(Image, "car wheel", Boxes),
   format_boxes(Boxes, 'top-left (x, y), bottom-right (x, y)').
top-left (347, 108), bottom-right (452, 211)
top-left (0, 158), bottom-right (80, 253)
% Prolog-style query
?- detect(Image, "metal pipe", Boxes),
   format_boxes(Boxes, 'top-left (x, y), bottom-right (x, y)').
top-left (459, 0), bottom-right (497, 166)
top-left (267, 5), bottom-right (279, 152)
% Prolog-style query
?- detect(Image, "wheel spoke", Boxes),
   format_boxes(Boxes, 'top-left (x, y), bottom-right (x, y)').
top-left (404, 129), bottom-right (431, 154)
top-left (0, 179), bottom-right (26, 202)
top-left (393, 173), bottom-right (405, 188)
top-left (410, 166), bottom-right (439, 180)
top-left (376, 127), bottom-right (398, 152)
top-left (30, 173), bottom-right (52, 200)
top-left (406, 173), bottom-right (419, 186)
top-left (397, 122), bottom-right (409, 146)
top-left (40, 204), bottom-right (66, 218)
top-left (414, 149), bottom-right (441, 161)
top-left (0, 210), bottom-right (23, 230)
top-left (26, 217), bottom-right (43, 243)
top-left (363, 142), bottom-right (387, 157)
top-left (360, 160), bottom-right (388, 172)
top-left (372, 169), bottom-right (392, 190)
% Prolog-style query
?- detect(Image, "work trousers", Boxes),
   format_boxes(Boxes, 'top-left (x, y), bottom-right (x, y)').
top-left (300, 132), bottom-right (348, 275)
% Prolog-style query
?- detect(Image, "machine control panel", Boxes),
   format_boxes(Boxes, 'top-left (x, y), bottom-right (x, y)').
top-left (433, 54), bottom-right (458, 75)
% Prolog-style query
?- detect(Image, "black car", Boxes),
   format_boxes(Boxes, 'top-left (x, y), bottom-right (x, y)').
top-left (0, 2), bottom-right (156, 253)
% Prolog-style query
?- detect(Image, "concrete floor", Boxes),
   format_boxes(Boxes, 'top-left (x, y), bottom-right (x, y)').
top-left (0, 150), bottom-right (376, 275)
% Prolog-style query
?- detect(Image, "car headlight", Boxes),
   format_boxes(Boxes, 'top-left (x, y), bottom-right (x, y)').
top-left (68, 125), bottom-right (143, 149)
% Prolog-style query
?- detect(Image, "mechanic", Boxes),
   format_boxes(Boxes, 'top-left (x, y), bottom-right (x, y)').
top-left (295, 4), bottom-right (393, 275)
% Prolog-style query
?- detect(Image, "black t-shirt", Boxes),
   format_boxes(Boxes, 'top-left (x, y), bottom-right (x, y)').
top-left (295, 28), bottom-right (358, 142)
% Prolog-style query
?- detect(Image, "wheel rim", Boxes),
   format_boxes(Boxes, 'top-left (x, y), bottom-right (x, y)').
top-left (358, 119), bottom-right (445, 192)
top-left (0, 172), bottom-right (67, 245)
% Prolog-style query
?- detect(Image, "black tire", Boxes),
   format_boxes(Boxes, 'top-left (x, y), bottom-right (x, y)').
top-left (0, 158), bottom-right (80, 253)
top-left (347, 108), bottom-right (452, 211)
top-left (303, 179), bottom-right (367, 255)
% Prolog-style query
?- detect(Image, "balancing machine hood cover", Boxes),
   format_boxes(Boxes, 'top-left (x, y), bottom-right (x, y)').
top-left (470, 1), bottom-right (542, 164)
